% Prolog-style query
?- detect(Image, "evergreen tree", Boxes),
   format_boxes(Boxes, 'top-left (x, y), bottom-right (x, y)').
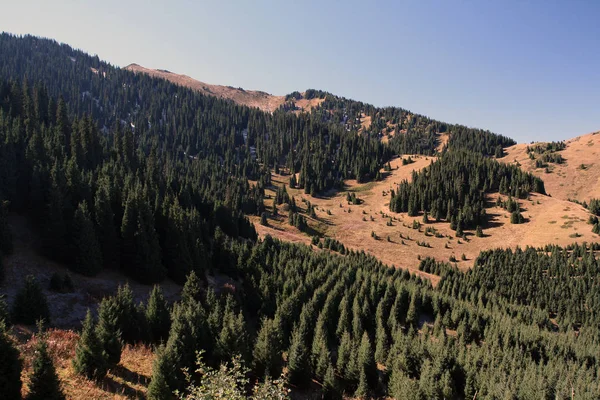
top-left (163, 301), bottom-right (210, 391)
top-left (12, 275), bottom-right (51, 325)
top-left (27, 323), bottom-right (65, 400)
top-left (72, 310), bottom-right (108, 380)
top-left (253, 317), bottom-right (283, 378)
top-left (356, 331), bottom-right (377, 392)
top-left (287, 326), bottom-right (310, 387)
top-left (147, 344), bottom-right (174, 400)
top-left (96, 296), bottom-right (123, 365)
top-left (217, 297), bottom-right (248, 361)
top-left (72, 201), bottom-right (103, 276)
top-left (181, 270), bottom-right (203, 305)
top-left (310, 319), bottom-right (331, 380)
top-left (336, 330), bottom-right (353, 382)
top-left (94, 181), bottom-right (119, 267)
top-left (146, 285), bottom-right (171, 344)
top-left (322, 363), bottom-right (340, 400)
top-left (0, 320), bottom-right (21, 400)
top-left (113, 283), bottom-right (146, 344)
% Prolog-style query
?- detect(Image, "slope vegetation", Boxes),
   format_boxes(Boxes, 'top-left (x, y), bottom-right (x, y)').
top-left (254, 155), bottom-right (597, 280)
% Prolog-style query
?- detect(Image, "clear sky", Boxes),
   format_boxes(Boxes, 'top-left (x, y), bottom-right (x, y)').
top-left (1, 0), bottom-right (599, 142)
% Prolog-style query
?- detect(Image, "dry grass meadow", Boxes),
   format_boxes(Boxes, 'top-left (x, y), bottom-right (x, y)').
top-left (252, 154), bottom-right (598, 284)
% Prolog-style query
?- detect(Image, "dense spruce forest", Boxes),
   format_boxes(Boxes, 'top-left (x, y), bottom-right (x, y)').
top-left (389, 151), bottom-right (545, 232)
top-left (1, 33), bottom-right (600, 399)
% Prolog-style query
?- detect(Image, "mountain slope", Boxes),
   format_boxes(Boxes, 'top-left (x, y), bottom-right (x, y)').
top-left (502, 131), bottom-right (600, 202)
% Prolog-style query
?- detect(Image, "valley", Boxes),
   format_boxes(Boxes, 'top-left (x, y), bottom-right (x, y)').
top-left (0, 32), bottom-right (599, 400)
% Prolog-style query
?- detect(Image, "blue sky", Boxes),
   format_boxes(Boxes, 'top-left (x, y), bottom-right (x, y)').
top-left (1, 0), bottom-right (599, 142)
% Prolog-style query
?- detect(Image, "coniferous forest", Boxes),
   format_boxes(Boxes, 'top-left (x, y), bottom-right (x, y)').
top-left (0, 33), bottom-right (600, 399)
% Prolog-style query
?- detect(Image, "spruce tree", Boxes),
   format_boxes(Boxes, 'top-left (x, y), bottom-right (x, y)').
top-left (0, 321), bottom-right (21, 400)
top-left (356, 331), bottom-right (377, 392)
top-left (113, 283), bottom-right (146, 344)
top-left (12, 274), bottom-right (51, 325)
top-left (146, 285), bottom-right (171, 344)
top-left (73, 310), bottom-right (108, 380)
top-left (26, 324), bottom-right (65, 400)
top-left (253, 317), bottom-right (282, 378)
top-left (287, 326), bottom-right (310, 387)
top-left (181, 270), bottom-right (202, 305)
top-left (96, 296), bottom-right (123, 365)
top-left (164, 301), bottom-right (210, 391)
top-left (310, 320), bottom-right (331, 380)
top-left (72, 201), bottom-right (103, 276)
top-left (336, 330), bottom-right (353, 382)
top-left (217, 297), bottom-right (248, 361)
top-left (322, 363), bottom-right (340, 400)
top-left (94, 181), bottom-right (119, 267)
top-left (147, 344), bottom-right (173, 400)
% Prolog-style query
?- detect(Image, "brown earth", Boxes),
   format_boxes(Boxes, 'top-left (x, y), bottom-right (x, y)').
top-left (502, 131), bottom-right (600, 203)
top-left (252, 155), bottom-right (597, 283)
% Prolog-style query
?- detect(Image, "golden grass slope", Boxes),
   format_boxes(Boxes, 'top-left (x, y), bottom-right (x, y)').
top-left (252, 155), bottom-right (598, 282)
top-left (502, 131), bottom-right (600, 203)
top-left (13, 326), bottom-right (153, 399)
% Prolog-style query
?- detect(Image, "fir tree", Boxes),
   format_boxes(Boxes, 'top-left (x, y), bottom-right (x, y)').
top-left (26, 323), bottom-right (65, 400)
top-left (147, 344), bottom-right (174, 400)
top-left (356, 331), bottom-right (377, 392)
top-left (217, 297), bottom-right (248, 361)
top-left (72, 201), bottom-right (103, 276)
top-left (181, 270), bottom-right (203, 305)
top-left (12, 275), bottom-right (51, 325)
top-left (253, 317), bottom-right (283, 378)
top-left (94, 181), bottom-right (119, 267)
top-left (146, 285), bottom-right (171, 344)
top-left (72, 310), bottom-right (108, 380)
top-left (113, 283), bottom-right (146, 344)
top-left (287, 326), bottom-right (310, 387)
top-left (322, 363), bottom-right (340, 400)
top-left (96, 296), bottom-right (123, 365)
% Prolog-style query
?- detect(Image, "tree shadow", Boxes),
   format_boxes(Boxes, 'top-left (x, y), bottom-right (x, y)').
top-left (101, 365), bottom-right (149, 399)
top-left (112, 364), bottom-right (150, 386)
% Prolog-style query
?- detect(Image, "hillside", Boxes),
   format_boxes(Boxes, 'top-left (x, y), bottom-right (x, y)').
top-left (253, 155), bottom-right (597, 282)
top-left (502, 130), bottom-right (600, 202)
top-left (2, 33), bottom-right (600, 400)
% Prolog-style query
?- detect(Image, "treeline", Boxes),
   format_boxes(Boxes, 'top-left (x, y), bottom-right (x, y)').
top-left (389, 151), bottom-right (545, 231)
top-left (446, 126), bottom-right (516, 157)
